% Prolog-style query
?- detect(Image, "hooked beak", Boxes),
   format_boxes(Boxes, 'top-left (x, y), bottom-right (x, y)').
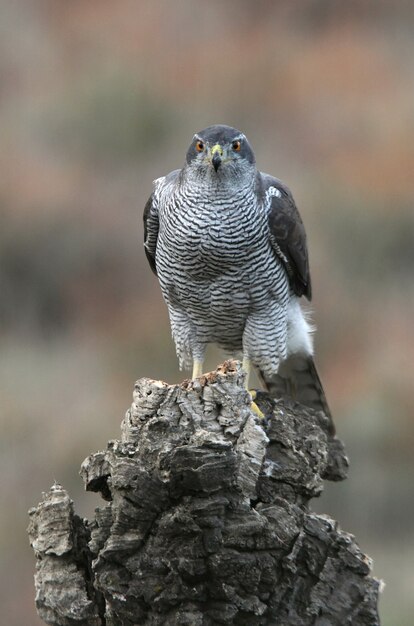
top-left (210, 144), bottom-right (223, 172)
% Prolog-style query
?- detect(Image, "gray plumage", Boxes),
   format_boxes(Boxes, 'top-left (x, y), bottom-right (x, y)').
top-left (144, 125), bottom-right (332, 426)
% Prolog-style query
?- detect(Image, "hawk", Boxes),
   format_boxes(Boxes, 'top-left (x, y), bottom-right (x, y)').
top-left (143, 125), bottom-right (332, 424)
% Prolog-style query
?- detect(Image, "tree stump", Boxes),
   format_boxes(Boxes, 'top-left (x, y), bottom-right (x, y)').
top-left (28, 360), bottom-right (381, 625)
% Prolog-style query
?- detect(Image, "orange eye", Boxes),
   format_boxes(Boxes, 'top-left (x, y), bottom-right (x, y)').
top-left (195, 140), bottom-right (205, 152)
top-left (232, 140), bottom-right (241, 152)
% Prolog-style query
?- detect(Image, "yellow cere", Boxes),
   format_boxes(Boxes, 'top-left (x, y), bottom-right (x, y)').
top-left (211, 143), bottom-right (223, 156)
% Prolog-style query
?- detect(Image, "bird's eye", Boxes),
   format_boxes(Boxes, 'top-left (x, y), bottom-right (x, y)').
top-left (232, 140), bottom-right (241, 152)
top-left (195, 140), bottom-right (205, 152)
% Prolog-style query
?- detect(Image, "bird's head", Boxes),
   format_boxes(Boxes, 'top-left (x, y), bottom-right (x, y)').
top-left (185, 125), bottom-right (256, 182)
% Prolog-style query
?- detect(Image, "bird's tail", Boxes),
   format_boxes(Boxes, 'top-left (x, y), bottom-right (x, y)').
top-left (258, 354), bottom-right (335, 435)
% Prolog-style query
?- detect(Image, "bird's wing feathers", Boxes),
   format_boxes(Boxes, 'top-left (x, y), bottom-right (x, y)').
top-left (261, 174), bottom-right (311, 300)
top-left (143, 169), bottom-right (181, 276)
top-left (143, 192), bottom-right (159, 275)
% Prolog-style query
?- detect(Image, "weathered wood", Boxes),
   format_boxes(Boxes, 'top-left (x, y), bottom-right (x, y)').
top-left (28, 360), bottom-right (381, 625)
top-left (27, 484), bottom-right (103, 625)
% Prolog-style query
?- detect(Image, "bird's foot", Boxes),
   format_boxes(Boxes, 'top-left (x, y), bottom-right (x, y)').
top-left (249, 390), bottom-right (265, 420)
top-left (242, 358), bottom-right (265, 418)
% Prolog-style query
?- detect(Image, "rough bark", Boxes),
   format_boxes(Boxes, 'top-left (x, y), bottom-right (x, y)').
top-left (28, 360), bottom-right (381, 625)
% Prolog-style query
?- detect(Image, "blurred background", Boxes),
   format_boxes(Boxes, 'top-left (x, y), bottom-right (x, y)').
top-left (1, 1), bottom-right (413, 624)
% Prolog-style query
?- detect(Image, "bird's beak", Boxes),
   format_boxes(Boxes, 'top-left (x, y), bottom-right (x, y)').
top-left (211, 144), bottom-right (223, 172)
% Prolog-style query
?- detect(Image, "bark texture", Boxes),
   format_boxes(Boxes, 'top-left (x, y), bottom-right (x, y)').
top-left (28, 360), bottom-right (381, 625)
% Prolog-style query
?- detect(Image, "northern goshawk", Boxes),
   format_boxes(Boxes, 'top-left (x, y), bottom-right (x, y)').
top-left (143, 125), bottom-right (331, 423)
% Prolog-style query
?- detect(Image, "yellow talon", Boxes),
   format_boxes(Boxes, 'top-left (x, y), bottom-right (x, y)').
top-left (249, 390), bottom-right (265, 419)
top-left (242, 357), bottom-right (265, 418)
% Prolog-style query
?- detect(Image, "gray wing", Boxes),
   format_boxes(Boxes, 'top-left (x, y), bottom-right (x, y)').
top-left (143, 170), bottom-right (181, 275)
top-left (143, 192), bottom-right (159, 275)
top-left (261, 173), bottom-right (311, 300)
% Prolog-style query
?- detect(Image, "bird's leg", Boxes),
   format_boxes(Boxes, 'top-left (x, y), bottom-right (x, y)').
top-left (242, 357), bottom-right (265, 419)
top-left (192, 359), bottom-right (204, 379)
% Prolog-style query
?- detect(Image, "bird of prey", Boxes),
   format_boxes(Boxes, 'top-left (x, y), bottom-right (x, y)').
top-left (143, 124), bottom-right (332, 423)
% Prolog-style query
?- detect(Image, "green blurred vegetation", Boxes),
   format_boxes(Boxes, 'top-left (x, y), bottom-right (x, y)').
top-left (0, 210), bottom-right (139, 332)
top-left (1, 1), bottom-right (413, 624)
top-left (41, 71), bottom-right (177, 165)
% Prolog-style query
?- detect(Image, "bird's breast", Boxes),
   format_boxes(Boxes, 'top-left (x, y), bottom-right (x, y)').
top-left (159, 197), bottom-right (266, 276)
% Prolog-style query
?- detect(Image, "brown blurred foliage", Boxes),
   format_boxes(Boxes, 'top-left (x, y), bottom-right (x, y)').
top-left (1, 1), bottom-right (413, 624)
